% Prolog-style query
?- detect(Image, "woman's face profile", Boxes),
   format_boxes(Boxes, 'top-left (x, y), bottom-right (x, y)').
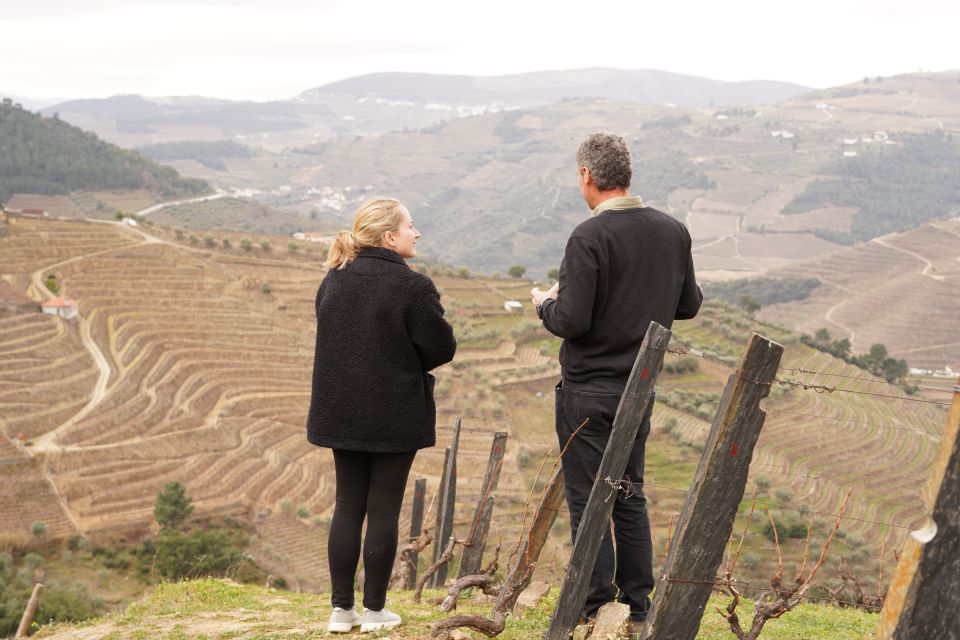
top-left (384, 206), bottom-right (420, 259)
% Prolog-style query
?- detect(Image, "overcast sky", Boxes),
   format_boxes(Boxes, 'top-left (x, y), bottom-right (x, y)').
top-left (2, 0), bottom-right (957, 102)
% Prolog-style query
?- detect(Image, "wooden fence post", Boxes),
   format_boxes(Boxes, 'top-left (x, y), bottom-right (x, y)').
top-left (639, 332), bottom-right (783, 640)
top-left (405, 478), bottom-right (427, 589)
top-left (545, 322), bottom-right (672, 640)
top-left (877, 383), bottom-right (960, 640)
top-left (15, 583), bottom-right (44, 638)
top-left (432, 417), bottom-right (461, 588)
top-left (458, 431), bottom-right (508, 578)
top-left (431, 466), bottom-right (566, 639)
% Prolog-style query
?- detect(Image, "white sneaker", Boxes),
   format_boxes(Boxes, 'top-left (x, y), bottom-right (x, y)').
top-left (328, 607), bottom-right (361, 633)
top-left (359, 608), bottom-right (402, 632)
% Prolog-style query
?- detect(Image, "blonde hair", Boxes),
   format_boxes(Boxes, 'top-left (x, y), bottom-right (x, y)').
top-left (324, 198), bottom-right (408, 270)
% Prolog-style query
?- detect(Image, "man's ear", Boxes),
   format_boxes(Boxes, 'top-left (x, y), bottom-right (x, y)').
top-left (581, 166), bottom-right (593, 186)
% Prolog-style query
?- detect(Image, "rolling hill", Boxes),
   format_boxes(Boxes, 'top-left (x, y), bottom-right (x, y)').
top-left (759, 217), bottom-right (960, 372)
top-left (0, 101), bottom-right (209, 203)
top-left (298, 68), bottom-right (811, 106)
top-left (41, 68), bottom-right (811, 152)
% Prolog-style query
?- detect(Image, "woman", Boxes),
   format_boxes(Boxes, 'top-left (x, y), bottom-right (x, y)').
top-left (306, 197), bottom-right (456, 633)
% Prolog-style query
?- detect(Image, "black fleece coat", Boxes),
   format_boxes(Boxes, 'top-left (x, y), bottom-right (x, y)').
top-left (306, 247), bottom-right (457, 452)
top-left (539, 206), bottom-right (702, 389)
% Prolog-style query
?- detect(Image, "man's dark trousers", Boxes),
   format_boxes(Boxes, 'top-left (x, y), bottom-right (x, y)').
top-left (555, 380), bottom-right (655, 622)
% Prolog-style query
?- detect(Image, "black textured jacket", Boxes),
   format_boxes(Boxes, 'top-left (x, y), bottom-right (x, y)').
top-left (539, 205), bottom-right (702, 390)
top-left (306, 247), bottom-right (457, 452)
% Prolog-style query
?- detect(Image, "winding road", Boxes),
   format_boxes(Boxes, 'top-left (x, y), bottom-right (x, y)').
top-left (872, 237), bottom-right (946, 282)
top-left (136, 192), bottom-right (226, 217)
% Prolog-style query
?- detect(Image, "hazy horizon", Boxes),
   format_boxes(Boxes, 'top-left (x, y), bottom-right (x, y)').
top-left (2, 0), bottom-right (957, 102)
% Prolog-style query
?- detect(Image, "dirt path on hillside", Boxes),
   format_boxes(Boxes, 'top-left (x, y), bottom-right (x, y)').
top-left (872, 237), bottom-right (946, 281)
top-left (30, 311), bottom-right (112, 453)
top-left (135, 192), bottom-right (227, 217)
top-left (817, 277), bottom-right (861, 343)
top-left (28, 235), bottom-right (148, 453)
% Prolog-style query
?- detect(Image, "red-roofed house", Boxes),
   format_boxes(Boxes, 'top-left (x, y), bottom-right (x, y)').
top-left (41, 296), bottom-right (78, 320)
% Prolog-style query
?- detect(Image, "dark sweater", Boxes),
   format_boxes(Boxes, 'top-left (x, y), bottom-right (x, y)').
top-left (306, 247), bottom-right (457, 452)
top-left (539, 206), bottom-right (702, 390)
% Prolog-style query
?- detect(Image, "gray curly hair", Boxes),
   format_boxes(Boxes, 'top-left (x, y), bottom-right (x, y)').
top-left (576, 132), bottom-right (632, 191)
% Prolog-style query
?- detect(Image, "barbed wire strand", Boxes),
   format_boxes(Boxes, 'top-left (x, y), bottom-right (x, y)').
top-left (656, 346), bottom-right (953, 406)
top-left (658, 405), bottom-right (941, 438)
top-left (738, 374), bottom-right (952, 406)
top-left (786, 367), bottom-right (951, 394)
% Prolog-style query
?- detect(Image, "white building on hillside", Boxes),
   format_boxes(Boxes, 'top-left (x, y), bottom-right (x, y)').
top-left (41, 296), bottom-right (78, 320)
top-left (292, 232), bottom-right (334, 243)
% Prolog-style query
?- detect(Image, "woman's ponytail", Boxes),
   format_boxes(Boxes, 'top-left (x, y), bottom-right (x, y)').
top-left (322, 198), bottom-right (407, 270)
top-left (324, 231), bottom-right (359, 270)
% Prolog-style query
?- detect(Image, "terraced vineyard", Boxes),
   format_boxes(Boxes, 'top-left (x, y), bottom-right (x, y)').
top-left (762, 218), bottom-right (960, 372)
top-left (0, 215), bottom-right (948, 592)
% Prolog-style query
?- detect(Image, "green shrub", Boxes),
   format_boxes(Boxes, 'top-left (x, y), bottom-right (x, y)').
top-left (774, 488), bottom-right (794, 504)
top-left (763, 519), bottom-right (807, 542)
top-left (516, 449), bottom-right (533, 469)
top-left (23, 553), bottom-right (44, 571)
top-left (154, 481), bottom-right (194, 530)
top-left (151, 530), bottom-right (248, 580)
top-left (102, 553), bottom-right (131, 570)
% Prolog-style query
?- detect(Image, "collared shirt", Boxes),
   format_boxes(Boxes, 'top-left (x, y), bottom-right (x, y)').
top-left (592, 195), bottom-right (645, 217)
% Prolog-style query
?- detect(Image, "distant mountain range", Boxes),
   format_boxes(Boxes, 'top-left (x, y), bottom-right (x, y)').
top-left (35, 68), bottom-right (812, 150)
top-left (299, 68), bottom-right (812, 107)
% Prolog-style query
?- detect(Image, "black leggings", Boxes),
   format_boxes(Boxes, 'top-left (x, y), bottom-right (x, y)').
top-left (328, 449), bottom-right (416, 610)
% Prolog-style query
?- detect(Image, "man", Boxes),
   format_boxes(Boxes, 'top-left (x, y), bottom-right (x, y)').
top-left (532, 132), bottom-right (702, 627)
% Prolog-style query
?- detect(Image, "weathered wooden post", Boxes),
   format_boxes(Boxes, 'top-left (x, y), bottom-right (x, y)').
top-left (432, 417), bottom-right (461, 588)
top-left (639, 332), bottom-right (784, 640)
top-left (877, 383), bottom-right (960, 640)
top-left (458, 431), bottom-right (508, 578)
top-left (545, 322), bottom-right (671, 640)
top-left (15, 583), bottom-right (44, 638)
top-left (405, 477), bottom-right (428, 589)
top-left (431, 466), bottom-right (566, 639)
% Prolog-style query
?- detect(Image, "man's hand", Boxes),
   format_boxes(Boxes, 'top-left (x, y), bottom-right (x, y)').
top-left (531, 282), bottom-right (559, 307)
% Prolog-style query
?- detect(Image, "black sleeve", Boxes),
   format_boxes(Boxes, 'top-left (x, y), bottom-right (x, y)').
top-left (407, 278), bottom-right (457, 371)
top-left (540, 235), bottom-right (598, 338)
top-left (675, 235), bottom-right (702, 320)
